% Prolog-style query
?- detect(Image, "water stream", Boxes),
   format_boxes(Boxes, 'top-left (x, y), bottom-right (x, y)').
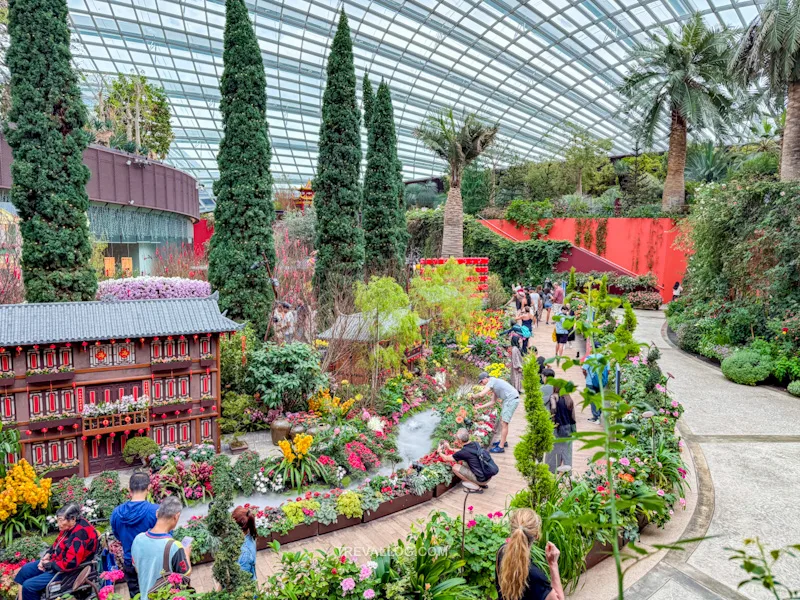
top-left (177, 409), bottom-right (441, 524)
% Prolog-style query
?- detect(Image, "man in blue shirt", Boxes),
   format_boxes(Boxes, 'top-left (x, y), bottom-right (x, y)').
top-left (110, 471), bottom-right (158, 597)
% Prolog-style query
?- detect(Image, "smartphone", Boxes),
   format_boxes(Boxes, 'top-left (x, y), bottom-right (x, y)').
top-left (181, 536), bottom-right (193, 548)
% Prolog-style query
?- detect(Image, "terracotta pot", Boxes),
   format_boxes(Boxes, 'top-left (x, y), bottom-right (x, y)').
top-left (289, 424), bottom-right (305, 440)
top-left (270, 419), bottom-right (291, 445)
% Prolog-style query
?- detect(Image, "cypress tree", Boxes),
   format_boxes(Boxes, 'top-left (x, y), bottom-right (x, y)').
top-left (363, 81), bottom-right (400, 275)
top-left (362, 73), bottom-right (374, 134)
top-left (208, 0), bottom-right (275, 336)
top-left (314, 10), bottom-right (363, 306)
top-left (5, 0), bottom-right (97, 302)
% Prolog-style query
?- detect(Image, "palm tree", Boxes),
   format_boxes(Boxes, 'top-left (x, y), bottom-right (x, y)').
top-left (414, 109), bottom-right (498, 257)
top-left (732, 0), bottom-right (800, 180)
top-left (618, 14), bottom-right (738, 211)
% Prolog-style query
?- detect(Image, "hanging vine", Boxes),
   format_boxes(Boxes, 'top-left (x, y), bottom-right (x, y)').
top-left (595, 219), bottom-right (608, 256)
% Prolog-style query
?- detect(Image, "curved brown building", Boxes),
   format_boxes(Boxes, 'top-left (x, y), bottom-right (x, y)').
top-left (0, 133), bottom-right (200, 275)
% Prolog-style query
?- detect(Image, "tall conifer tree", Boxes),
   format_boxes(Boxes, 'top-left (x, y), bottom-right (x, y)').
top-left (6, 0), bottom-right (97, 302)
top-left (363, 82), bottom-right (401, 275)
top-left (208, 0), bottom-right (275, 335)
top-left (362, 73), bottom-right (374, 134)
top-left (314, 11), bottom-right (363, 307)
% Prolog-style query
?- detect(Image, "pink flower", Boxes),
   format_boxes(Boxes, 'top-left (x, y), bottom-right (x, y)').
top-left (493, 511), bottom-right (503, 518)
top-left (359, 564), bottom-right (372, 581)
top-left (363, 590), bottom-right (375, 599)
top-left (657, 489), bottom-right (665, 497)
top-left (98, 586), bottom-right (114, 600)
top-left (341, 578), bottom-right (356, 592)
top-left (671, 400), bottom-right (679, 408)
top-left (467, 505), bottom-right (473, 512)
top-left (679, 497), bottom-right (686, 507)
top-left (467, 519), bottom-right (477, 528)
top-left (167, 573), bottom-right (184, 585)
top-left (340, 555), bottom-right (347, 564)
top-left (672, 411), bottom-right (679, 418)
top-left (619, 457), bottom-right (630, 467)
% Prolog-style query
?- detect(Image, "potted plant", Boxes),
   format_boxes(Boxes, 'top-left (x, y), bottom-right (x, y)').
top-left (122, 436), bottom-right (160, 466)
top-left (229, 432), bottom-right (249, 455)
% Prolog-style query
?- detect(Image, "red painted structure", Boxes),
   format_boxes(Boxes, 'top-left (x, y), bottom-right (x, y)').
top-left (194, 218), bottom-right (214, 258)
top-left (481, 218), bottom-right (688, 303)
top-left (419, 257), bottom-right (489, 291)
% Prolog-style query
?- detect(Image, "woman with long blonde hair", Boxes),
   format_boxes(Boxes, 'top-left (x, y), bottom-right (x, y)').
top-left (496, 508), bottom-right (565, 600)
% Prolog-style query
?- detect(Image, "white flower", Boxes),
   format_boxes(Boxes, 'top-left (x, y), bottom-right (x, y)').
top-left (367, 416), bottom-right (385, 433)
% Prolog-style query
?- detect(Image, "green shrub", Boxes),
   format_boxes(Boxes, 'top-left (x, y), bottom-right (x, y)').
top-left (122, 437), bottom-right (159, 465)
top-left (788, 381), bottom-right (800, 397)
top-left (220, 323), bottom-right (259, 394)
top-left (721, 350), bottom-right (773, 386)
top-left (244, 342), bottom-right (327, 412)
top-left (1, 537), bottom-right (47, 562)
top-left (220, 392), bottom-right (261, 434)
top-left (677, 322), bottom-right (702, 354)
top-left (484, 273), bottom-right (507, 310)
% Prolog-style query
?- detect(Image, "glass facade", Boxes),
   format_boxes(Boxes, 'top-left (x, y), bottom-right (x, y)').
top-left (67, 0), bottom-right (762, 187)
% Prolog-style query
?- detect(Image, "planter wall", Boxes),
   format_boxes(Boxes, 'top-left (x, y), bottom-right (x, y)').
top-left (28, 416), bottom-right (81, 432)
top-left (150, 360), bottom-right (191, 373)
top-left (272, 522), bottom-right (318, 545)
top-left (433, 478), bottom-right (460, 498)
top-left (26, 371), bottom-right (75, 385)
top-left (230, 443), bottom-right (249, 455)
top-left (43, 466), bottom-right (80, 479)
top-left (318, 515), bottom-right (362, 535)
top-left (0, 378), bottom-right (15, 389)
top-left (362, 491), bottom-right (434, 523)
top-left (199, 358), bottom-right (215, 368)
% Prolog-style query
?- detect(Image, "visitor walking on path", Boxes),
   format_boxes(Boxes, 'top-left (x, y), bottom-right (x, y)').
top-left (542, 289), bottom-right (553, 325)
top-left (496, 508), bottom-right (565, 600)
top-left (528, 287), bottom-right (541, 327)
top-left (131, 497), bottom-right (192, 600)
top-left (554, 306), bottom-right (571, 356)
top-left (470, 371), bottom-right (520, 453)
top-left (232, 507), bottom-right (258, 579)
top-left (551, 284), bottom-right (564, 313)
top-left (672, 281), bottom-right (683, 301)
top-left (583, 355), bottom-right (608, 423)
top-left (111, 471), bottom-right (159, 598)
top-left (437, 428), bottom-right (490, 489)
top-left (509, 339), bottom-right (523, 392)
top-left (518, 306), bottom-right (535, 354)
top-left (545, 385), bottom-right (577, 473)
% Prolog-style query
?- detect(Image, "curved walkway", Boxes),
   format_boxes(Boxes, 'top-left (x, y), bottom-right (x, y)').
top-left (620, 310), bottom-right (800, 600)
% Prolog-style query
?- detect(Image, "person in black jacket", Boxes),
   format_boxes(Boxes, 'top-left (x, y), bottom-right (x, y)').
top-left (437, 428), bottom-right (489, 489)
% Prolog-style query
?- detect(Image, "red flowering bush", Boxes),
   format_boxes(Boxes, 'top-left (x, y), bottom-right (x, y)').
top-left (344, 442), bottom-right (380, 472)
top-left (626, 291), bottom-right (662, 310)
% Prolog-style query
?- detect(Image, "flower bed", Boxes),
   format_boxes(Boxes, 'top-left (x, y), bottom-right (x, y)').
top-left (96, 276), bottom-right (210, 300)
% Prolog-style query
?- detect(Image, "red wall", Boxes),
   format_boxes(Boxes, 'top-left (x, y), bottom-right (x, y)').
top-left (194, 219), bottom-right (213, 258)
top-left (483, 218), bottom-right (688, 303)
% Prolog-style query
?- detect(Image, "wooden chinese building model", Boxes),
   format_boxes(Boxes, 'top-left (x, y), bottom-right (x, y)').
top-left (294, 179), bottom-right (314, 212)
top-left (0, 293), bottom-right (241, 478)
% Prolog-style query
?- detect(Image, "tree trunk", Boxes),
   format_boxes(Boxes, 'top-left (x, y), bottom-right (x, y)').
top-left (441, 185), bottom-right (464, 257)
top-left (781, 81), bottom-right (800, 181)
top-left (576, 168), bottom-right (583, 196)
top-left (662, 110), bottom-right (687, 211)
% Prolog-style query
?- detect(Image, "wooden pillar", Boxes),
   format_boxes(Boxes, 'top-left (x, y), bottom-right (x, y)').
top-left (215, 333), bottom-right (221, 453)
top-left (82, 438), bottom-right (89, 477)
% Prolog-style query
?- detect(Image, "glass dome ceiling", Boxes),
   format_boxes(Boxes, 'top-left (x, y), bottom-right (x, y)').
top-left (67, 0), bottom-right (764, 188)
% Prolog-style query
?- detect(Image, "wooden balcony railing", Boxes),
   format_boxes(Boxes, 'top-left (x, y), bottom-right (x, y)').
top-left (83, 410), bottom-right (149, 435)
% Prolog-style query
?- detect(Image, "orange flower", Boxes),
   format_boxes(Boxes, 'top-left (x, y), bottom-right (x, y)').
top-left (455, 416), bottom-right (463, 424)
top-left (619, 473), bottom-right (635, 483)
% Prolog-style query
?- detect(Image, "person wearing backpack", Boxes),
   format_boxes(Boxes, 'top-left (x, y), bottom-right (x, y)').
top-left (582, 354), bottom-right (609, 424)
top-left (554, 305), bottom-right (572, 357)
top-left (131, 497), bottom-right (192, 600)
top-left (545, 385), bottom-right (577, 473)
top-left (518, 306), bottom-right (535, 354)
top-left (437, 429), bottom-right (494, 489)
top-left (508, 338), bottom-right (523, 392)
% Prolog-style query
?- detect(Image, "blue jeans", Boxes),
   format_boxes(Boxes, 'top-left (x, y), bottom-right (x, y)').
top-left (587, 385), bottom-right (602, 420)
top-left (15, 561), bottom-right (56, 600)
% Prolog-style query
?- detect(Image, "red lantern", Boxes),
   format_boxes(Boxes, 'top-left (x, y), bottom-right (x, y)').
top-left (24, 430), bottom-right (32, 435)
top-left (33, 345), bottom-right (39, 350)
top-left (125, 338), bottom-right (130, 344)
top-left (161, 413), bottom-right (166, 419)
top-left (95, 341), bottom-right (100, 346)
top-left (140, 338), bottom-right (145, 347)
top-left (124, 416), bottom-right (131, 423)
top-left (49, 344), bottom-right (55, 349)
top-left (179, 335), bottom-right (185, 341)
top-left (124, 430), bottom-right (130, 435)
top-left (193, 335), bottom-right (199, 341)
top-left (95, 434), bottom-right (101, 439)
top-left (186, 407), bottom-right (192, 413)
top-left (102, 419), bottom-right (109, 426)
top-left (154, 337), bottom-right (159, 342)
top-left (0, 348), bottom-right (4, 354)
top-left (81, 341), bottom-right (88, 351)
top-left (110, 339), bottom-right (116, 345)
top-left (167, 336), bottom-right (173, 341)
top-left (81, 436), bottom-right (87, 441)
top-left (41, 428), bottom-right (48, 433)
top-left (66, 342), bottom-right (71, 348)
top-left (110, 432), bottom-right (116, 438)
top-left (138, 428), bottom-right (145, 434)
top-left (174, 410), bottom-right (180, 415)
top-left (57, 426), bottom-right (64, 431)
top-left (15, 346), bottom-right (22, 355)
top-left (200, 407), bottom-right (205, 413)
top-left (72, 424), bottom-right (78, 429)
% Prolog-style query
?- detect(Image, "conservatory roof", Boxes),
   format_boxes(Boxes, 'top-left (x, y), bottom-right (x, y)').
top-left (67, 0), bottom-right (763, 189)
top-left (0, 292), bottom-right (242, 346)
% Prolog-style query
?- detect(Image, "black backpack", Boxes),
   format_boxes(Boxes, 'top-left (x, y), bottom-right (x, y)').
top-left (476, 446), bottom-right (499, 481)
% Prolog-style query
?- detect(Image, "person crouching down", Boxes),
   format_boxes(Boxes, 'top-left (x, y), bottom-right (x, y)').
top-left (437, 428), bottom-right (489, 489)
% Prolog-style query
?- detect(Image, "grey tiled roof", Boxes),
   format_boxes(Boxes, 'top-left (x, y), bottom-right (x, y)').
top-left (0, 292), bottom-right (243, 346)
top-left (318, 311), bottom-right (429, 342)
